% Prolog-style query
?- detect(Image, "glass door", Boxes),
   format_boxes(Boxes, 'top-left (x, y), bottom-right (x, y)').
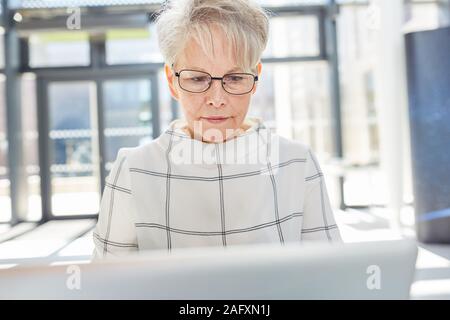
top-left (102, 78), bottom-right (154, 175)
top-left (47, 81), bottom-right (101, 216)
top-left (38, 73), bottom-right (159, 220)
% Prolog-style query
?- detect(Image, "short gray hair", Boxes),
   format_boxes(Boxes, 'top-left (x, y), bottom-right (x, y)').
top-left (155, 0), bottom-right (270, 73)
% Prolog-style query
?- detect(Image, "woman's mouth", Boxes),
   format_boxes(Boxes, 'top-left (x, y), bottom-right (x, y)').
top-left (201, 116), bottom-right (230, 124)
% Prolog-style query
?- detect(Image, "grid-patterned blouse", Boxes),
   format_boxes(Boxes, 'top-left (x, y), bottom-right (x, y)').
top-left (92, 117), bottom-right (342, 260)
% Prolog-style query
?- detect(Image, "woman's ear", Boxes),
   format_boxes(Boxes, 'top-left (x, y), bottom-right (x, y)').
top-left (164, 64), bottom-right (179, 101)
top-left (252, 62), bottom-right (263, 94)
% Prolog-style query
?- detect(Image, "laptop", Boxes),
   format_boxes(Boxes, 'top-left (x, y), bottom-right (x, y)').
top-left (0, 239), bottom-right (418, 299)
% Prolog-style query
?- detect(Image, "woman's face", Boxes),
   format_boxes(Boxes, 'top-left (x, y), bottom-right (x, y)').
top-left (165, 26), bottom-right (262, 143)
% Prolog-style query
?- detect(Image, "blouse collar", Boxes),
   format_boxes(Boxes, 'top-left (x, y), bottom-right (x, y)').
top-left (156, 117), bottom-right (271, 166)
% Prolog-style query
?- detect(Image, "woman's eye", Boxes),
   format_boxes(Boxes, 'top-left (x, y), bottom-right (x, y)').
top-left (229, 76), bottom-right (243, 81)
top-left (189, 77), bottom-right (208, 82)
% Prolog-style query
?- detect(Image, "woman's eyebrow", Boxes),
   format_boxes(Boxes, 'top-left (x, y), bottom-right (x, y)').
top-left (185, 66), bottom-right (242, 73)
top-left (225, 67), bottom-right (242, 73)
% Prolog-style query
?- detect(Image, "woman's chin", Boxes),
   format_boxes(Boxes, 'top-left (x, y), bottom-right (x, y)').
top-left (189, 118), bottom-right (242, 142)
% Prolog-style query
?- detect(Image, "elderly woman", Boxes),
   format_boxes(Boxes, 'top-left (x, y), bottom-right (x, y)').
top-left (92, 0), bottom-right (341, 260)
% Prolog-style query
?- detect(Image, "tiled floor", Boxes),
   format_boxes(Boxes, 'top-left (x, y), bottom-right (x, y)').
top-left (0, 219), bottom-right (96, 268)
top-left (0, 209), bottom-right (449, 299)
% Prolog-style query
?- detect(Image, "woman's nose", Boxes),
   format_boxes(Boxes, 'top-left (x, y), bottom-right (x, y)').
top-left (207, 79), bottom-right (226, 108)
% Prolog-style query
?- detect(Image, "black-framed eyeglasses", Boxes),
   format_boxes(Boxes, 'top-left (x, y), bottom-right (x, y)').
top-left (173, 68), bottom-right (258, 95)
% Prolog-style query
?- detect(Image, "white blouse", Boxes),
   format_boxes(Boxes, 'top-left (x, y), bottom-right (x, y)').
top-left (92, 117), bottom-right (342, 260)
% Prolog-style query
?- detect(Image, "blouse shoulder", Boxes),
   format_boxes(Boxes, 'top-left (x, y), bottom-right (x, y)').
top-left (275, 134), bottom-right (311, 159)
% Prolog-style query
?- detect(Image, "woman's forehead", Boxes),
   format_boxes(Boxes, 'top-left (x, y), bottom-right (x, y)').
top-left (176, 37), bottom-right (241, 73)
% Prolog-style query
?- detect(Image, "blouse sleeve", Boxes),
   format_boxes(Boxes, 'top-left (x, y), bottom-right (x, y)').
top-left (91, 148), bottom-right (139, 261)
top-left (301, 147), bottom-right (343, 243)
